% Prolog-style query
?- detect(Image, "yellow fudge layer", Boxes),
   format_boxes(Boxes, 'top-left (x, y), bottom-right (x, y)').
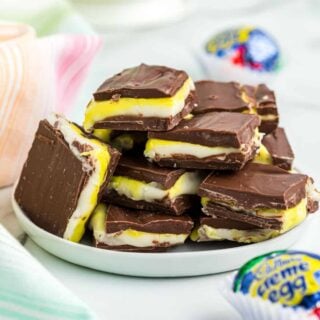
top-left (48, 114), bottom-right (111, 242)
top-left (253, 144), bottom-right (273, 165)
top-left (108, 172), bottom-right (202, 202)
top-left (90, 204), bottom-right (188, 248)
top-left (111, 133), bottom-right (140, 151)
top-left (83, 77), bottom-right (194, 132)
top-left (242, 107), bottom-right (278, 122)
top-left (258, 114), bottom-right (278, 121)
top-left (92, 128), bottom-right (112, 142)
top-left (92, 130), bottom-right (145, 151)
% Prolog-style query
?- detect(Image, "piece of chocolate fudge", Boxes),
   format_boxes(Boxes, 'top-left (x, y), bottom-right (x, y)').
top-left (90, 204), bottom-right (194, 252)
top-left (194, 80), bottom-right (278, 133)
top-left (14, 114), bottom-right (120, 242)
top-left (198, 163), bottom-right (319, 233)
top-left (145, 111), bottom-right (261, 170)
top-left (83, 64), bottom-right (197, 132)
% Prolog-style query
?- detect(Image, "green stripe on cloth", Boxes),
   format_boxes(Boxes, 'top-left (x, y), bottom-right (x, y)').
top-left (0, 291), bottom-right (92, 319)
top-left (0, 225), bottom-right (96, 320)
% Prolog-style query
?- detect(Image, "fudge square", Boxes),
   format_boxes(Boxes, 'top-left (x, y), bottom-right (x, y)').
top-left (145, 111), bottom-right (261, 170)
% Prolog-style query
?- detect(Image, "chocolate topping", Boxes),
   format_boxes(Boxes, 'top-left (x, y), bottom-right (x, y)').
top-left (148, 111), bottom-right (260, 148)
top-left (14, 120), bottom-right (120, 237)
top-left (194, 80), bottom-right (250, 114)
top-left (93, 64), bottom-right (189, 100)
top-left (113, 155), bottom-right (185, 188)
top-left (204, 202), bottom-right (283, 230)
top-left (262, 127), bottom-right (294, 170)
top-left (200, 215), bottom-right (261, 230)
top-left (105, 205), bottom-right (194, 234)
top-left (199, 163), bottom-right (308, 210)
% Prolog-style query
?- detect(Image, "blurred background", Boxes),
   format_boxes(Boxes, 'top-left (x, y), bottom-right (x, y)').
top-left (1, 0), bottom-right (320, 179)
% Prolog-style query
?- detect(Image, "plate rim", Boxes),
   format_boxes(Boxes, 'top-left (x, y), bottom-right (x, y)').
top-left (12, 192), bottom-right (310, 259)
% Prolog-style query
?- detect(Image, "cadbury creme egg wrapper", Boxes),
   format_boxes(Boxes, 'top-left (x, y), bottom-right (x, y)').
top-left (233, 250), bottom-right (320, 318)
top-left (200, 26), bottom-right (282, 85)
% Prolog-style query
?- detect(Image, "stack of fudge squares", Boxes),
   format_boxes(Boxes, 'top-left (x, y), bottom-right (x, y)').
top-left (15, 64), bottom-right (320, 252)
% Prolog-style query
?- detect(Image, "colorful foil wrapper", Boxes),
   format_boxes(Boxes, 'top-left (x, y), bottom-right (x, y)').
top-left (233, 250), bottom-right (320, 318)
top-left (206, 26), bottom-right (280, 73)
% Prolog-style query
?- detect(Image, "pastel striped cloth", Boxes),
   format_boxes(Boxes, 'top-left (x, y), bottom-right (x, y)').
top-left (0, 225), bottom-right (96, 319)
top-left (0, 23), bottom-right (102, 188)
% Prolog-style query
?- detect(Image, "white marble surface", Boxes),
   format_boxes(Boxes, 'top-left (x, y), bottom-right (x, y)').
top-left (2, 1), bottom-right (320, 319)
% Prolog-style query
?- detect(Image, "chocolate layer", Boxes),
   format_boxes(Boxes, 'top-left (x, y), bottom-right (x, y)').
top-left (105, 205), bottom-right (194, 234)
top-left (262, 127), bottom-right (294, 170)
top-left (95, 241), bottom-right (168, 252)
top-left (93, 64), bottom-right (189, 100)
top-left (15, 120), bottom-right (120, 237)
top-left (259, 120), bottom-right (278, 134)
top-left (152, 146), bottom-right (257, 171)
top-left (113, 155), bottom-right (185, 188)
top-left (93, 92), bottom-right (196, 131)
top-left (194, 80), bottom-right (250, 114)
top-left (204, 202), bottom-right (283, 230)
top-left (199, 163), bottom-right (308, 210)
top-left (103, 189), bottom-right (198, 215)
top-left (200, 215), bottom-right (261, 230)
top-left (148, 111), bottom-right (260, 148)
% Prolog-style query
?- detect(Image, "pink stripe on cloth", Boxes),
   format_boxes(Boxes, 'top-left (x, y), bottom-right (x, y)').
top-left (0, 23), bottom-right (102, 187)
top-left (53, 35), bottom-right (102, 114)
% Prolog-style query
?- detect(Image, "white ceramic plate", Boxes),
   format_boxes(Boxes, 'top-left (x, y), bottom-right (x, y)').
top-left (12, 197), bottom-right (309, 277)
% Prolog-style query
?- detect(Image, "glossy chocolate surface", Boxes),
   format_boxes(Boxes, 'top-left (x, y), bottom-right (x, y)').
top-left (93, 64), bottom-right (189, 100)
top-left (194, 80), bottom-right (250, 114)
